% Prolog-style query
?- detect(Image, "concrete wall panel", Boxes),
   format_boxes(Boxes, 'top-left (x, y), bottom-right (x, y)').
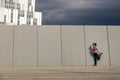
top-left (62, 26), bottom-right (86, 66)
top-left (38, 26), bottom-right (61, 66)
top-left (0, 25), bottom-right (119, 67)
top-left (14, 26), bottom-right (37, 67)
top-left (85, 26), bottom-right (110, 66)
top-left (108, 26), bottom-right (120, 65)
top-left (0, 25), bottom-right (13, 67)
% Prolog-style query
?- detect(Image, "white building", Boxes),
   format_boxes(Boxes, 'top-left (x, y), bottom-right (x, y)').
top-left (0, 0), bottom-right (42, 25)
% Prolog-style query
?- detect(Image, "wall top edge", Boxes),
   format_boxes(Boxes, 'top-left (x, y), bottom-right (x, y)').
top-left (0, 25), bottom-right (120, 27)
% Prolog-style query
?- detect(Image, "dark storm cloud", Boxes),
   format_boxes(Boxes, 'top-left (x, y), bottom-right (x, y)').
top-left (35, 0), bottom-right (120, 25)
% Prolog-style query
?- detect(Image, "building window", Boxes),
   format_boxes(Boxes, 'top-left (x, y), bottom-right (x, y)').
top-left (27, 18), bottom-right (31, 25)
top-left (5, 0), bottom-right (9, 2)
top-left (27, 21), bottom-right (31, 25)
top-left (28, 0), bottom-right (32, 11)
top-left (17, 21), bottom-right (20, 25)
top-left (11, 10), bottom-right (13, 23)
top-left (4, 15), bottom-right (6, 23)
top-left (31, 6), bottom-right (33, 12)
top-left (18, 10), bottom-right (24, 17)
top-left (5, 0), bottom-right (13, 3)
top-left (28, 0), bottom-right (32, 5)
top-left (17, 3), bottom-right (20, 10)
top-left (33, 18), bottom-right (37, 25)
top-left (5, 1), bottom-right (15, 9)
top-left (17, 14), bottom-right (20, 25)
top-left (9, 0), bottom-right (13, 3)
top-left (11, 3), bottom-right (15, 9)
top-left (27, 12), bottom-right (33, 18)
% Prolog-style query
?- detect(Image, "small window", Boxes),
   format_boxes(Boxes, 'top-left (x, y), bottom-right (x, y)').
top-left (17, 20), bottom-right (20, 25)
top-left (4, 15), bottom-right (6, 23)
top-left (33, 18), bottom-right (37, 25)
top-left (11, 10), bottom-right (13, 23)
top-left (17, 3), bottom-right (20, 10)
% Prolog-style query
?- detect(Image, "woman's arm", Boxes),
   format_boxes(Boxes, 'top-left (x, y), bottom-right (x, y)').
top-left (97, 48), bottom-right (100, 53)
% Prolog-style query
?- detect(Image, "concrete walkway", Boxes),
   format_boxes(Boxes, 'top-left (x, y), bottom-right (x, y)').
top-left (0, 66), bottom-right (120, 80)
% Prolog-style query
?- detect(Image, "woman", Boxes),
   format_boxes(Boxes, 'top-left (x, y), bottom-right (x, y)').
top-left (92, 43), bottom-right (103, 66)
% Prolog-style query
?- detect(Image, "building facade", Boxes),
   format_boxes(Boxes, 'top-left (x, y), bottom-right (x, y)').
top-left (0, 0), bottom-right (42, 25)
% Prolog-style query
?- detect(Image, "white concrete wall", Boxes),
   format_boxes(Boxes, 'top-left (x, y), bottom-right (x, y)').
top-left (0, 25), bottom-right (119, 67)
top-left (14, 26), bottom-right (37, 67)
top-left (108, 26), bottom-right (120, 65)
top-left (62, 26), bottom-right (86, 66)
top-left (0, 26), bottom-right (13, 67)
top-left (38, 25), bottom-right (61, 66)
top-left (85, 26), bottom-right (110, 66)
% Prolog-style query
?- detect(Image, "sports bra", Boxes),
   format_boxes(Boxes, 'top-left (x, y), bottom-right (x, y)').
top-left (93, 47), bottom-right (97, 53)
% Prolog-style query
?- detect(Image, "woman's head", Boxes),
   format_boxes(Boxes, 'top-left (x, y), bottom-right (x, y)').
top-left (92, 43), bottom-right (97, 47)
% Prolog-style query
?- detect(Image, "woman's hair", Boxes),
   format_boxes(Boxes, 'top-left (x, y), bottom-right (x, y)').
top-left (92, 43), bottom-right (97, 46)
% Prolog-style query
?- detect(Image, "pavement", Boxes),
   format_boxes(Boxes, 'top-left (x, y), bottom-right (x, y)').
top-left (0, 66), bottom-right (120, 80)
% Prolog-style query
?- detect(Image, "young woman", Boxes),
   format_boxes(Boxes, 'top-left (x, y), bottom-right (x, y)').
top-left (92, 43), bottom-right (103, 66)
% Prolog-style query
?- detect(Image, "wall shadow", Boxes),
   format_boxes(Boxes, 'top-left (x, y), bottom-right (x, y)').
top-left (89, 46), bottom-right (94, 58)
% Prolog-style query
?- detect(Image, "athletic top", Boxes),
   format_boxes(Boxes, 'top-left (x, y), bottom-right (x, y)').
top-left (93, 47), bottom-right (97, 53)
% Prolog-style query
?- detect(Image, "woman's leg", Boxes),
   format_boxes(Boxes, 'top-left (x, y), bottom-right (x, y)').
top-left (98, 53), bottom-right (103, 60)
top-left (93, 53), bottom-right (98, 66)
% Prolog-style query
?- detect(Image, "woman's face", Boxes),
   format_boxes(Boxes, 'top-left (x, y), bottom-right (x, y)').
top-left (92, 44), bottom-right (96, 47)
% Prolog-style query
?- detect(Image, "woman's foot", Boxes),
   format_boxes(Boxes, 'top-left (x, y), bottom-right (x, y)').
top-left (98, 53), bottom-right (103, 60)
top-left (100, 53), bottom-right (103, 54)
top-left (93, 64), bottom-right (97, 66)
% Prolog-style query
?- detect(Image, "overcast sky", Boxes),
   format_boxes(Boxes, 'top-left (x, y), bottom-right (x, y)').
top-left (35, 0), bottom-right (120, 25)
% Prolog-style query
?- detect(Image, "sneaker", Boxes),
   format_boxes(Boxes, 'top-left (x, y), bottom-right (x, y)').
top-left (100, 53), bottom-right (103, 54)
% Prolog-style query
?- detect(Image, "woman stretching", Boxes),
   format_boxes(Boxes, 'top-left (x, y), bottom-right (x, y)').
top-left (92, 43), bottom-right (103, 66)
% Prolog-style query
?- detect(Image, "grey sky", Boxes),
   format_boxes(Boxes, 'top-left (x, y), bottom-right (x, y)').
top-left (35, 0), bottom-right (120, 25)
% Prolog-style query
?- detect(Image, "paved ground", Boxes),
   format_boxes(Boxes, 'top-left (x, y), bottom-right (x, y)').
top-left (0, 66), bottom-right (120, 80)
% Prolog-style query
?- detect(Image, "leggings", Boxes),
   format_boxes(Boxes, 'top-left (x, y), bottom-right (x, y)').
top-left (93, 53), bottom-right (98, 65)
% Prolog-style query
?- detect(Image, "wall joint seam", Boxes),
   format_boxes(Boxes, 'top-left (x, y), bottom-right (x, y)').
top-left (60, 25), bottom-right (63, 67)
top-left (12, 26), bottom-right (15, 67)
top-left (83, 25), bottom-right (87, 66)
top-left (37, 26), bottom-right (39, 67)
top-left (106, 26), bottom-right (111, 66)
